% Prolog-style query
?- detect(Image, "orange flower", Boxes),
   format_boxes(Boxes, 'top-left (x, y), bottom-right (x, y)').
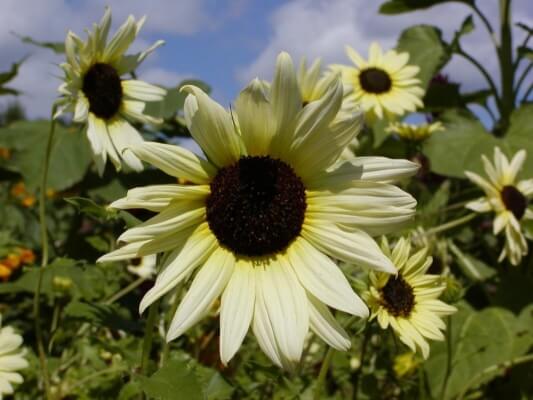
top-left (0, 147), bottom-right (10, 160)
top-left (3, 254), bottom-right (21, 270)
top-left (10, 182), bottom-right (37, 208)
top-left (17, 248), bottom-right (36, 265)
top-left (0, 264), bottom-right (11, 281)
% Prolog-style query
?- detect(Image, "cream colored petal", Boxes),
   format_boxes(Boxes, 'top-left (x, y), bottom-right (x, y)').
top-left (88, 113), bottom-right (121, 173)
top-left (256, 257), bottom-right (308, 363)
top-left (302, 222), bottom-right (396, 273)
top-left (121, 100), bottom-right (162, 125)
top-left (110, 184), bottom-right (210, 212)
top-left (505, 149), bottom-right (527, 184)
top-left (308, 294), bottom-right (351, 351)
top-left (107, 118), bottom-right (144, 172)
top-left (345, 45), bottom-right (366, 68)
top-left (465, 197), bottom-right (492, 213)
top-left (517, 179), bottom-right (533, 197)
top-left (182, 85), bottom-right (242, 168)
top-left (269, 52), bottom-right (302, 159)
top-left (307, 157), bottom-right (419, 190)
top-left (493, 211), bottom-right (509, 235)
top-left (118, 201), bottom-right (205, 242)
top-left (102, 15), bottom-right (137, 62)
top-left (122, 80), bottom-right (166, 102)
top-left (220, 261), bottom-right (255, 364)
top-left (464, 171), bottom-right (499, 197)
top-left (128, 141), bottom-right (216, 183)
top-left (73, 95), bottom-right (89, 122)
top-left (288, 237), bottom-right (368, 317)
top-left (166, 247), bottom-right (235, 341)
top-left (234, 78), bottom-right (274, 155)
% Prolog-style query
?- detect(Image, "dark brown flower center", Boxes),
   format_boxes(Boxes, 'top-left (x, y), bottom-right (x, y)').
top-left (359, 67), bottom-right (392, 94)
top-left (500, 185), bottom-right (527, 220)
top-left (206, 156), bottom-right (306, 257)
top-left (82, 63), bottom-right (123, 120)
top-left (381, 275), bottom-right (415, 317)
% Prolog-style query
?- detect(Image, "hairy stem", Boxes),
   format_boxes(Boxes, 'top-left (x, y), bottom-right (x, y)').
top-left (498, 0), bottom-right (514, 132)
top-left (140, 299), bottom-right (160, 376)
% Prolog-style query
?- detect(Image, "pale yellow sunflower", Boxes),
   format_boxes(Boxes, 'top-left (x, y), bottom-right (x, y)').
top-left (99, 52), bottom-right (419, 368)
top-left (386, 121), bottom-right (444, 141)
top-left (364, 237), bottom-right (456, 359)
top-left (55, 8), bottom-right (166, 175)
top-left (465, 147), bottom-right (533, 265)
top-left (330, 42), bottom-right (424, 122)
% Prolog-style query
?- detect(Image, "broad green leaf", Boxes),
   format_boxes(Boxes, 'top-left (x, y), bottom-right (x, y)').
top-left (422, 109), bottom-right (504, 177)
top-left (0, 120), bottom-right (92, 190)
top-left (380, 0), bottom-right (472, 14)
top-left (424, 304), bottom-right (533, 399)
top-left (140, 359), bottom-right (203, 400)
top-left (505, 104), bottom-right (533, 177)
top-left (448, 240), bottom-right (496, 281)
top-left (396, 25), bottom-right (451, 88)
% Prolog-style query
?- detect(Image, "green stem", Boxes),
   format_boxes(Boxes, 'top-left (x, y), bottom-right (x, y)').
top-left (470, 2), bottom-right (496, 42)
top-left (457, 49), bottom-right (502, 112)
top-left (161, 287), bottom-right (182, 365)
top-left (439, 316), bottom-right (453, 400)
top-left (34, 106), bottom-right (57, 400)
top-left (498, 0), bottom-right (514, 132)
top-left (426, 213), bottom-right (476, 236)
top-left (514, 62), bottom-right (532, 95)
top-left (104, 277), bottom-right (146, 305)
top-left (353, 326), bottom-right (371, 400)
top-left (313, 347), bottom-right (335, 400)
top-left (457, 353), bottom-right (533, 400)
top-left (140, 299), bottom-right (160, 376)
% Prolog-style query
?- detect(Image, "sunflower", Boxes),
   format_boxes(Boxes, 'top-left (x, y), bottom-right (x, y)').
top-left (99, 52), bottom-right (419, 368)
top-left (0, 315), bottom-right (28, 398)
top-left (298, 58), bottom-right (361, 158)
top-left (364, 237), bottom-right (456, 359)
top-left (330, 42), bottom-right (424, 122)
top-left (386, 121), bottom-right (444, 142)
top-left (55, 8), bottom-right (166, 175)
top-left (465, 147), bottom-right (533, 266)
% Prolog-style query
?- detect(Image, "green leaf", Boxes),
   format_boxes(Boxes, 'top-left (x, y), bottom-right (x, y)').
top-left (396, 25), bottom-right (451, 88)
top-left (0, 120), bottom-right (92, 190)
top-left (65, 196), bottom-right (116, 221)
top-left (14, 33), bottom-right (65, 54)
top-left (0, 58), bottom-right (25, 85)
top-left (448, 240), bottom-right (496, 281)
top-left (380, 0), bottom-right (472, 15)
top-left (64, 301), bottom-right (139, 332)
top-left (422, 109), bottom-right (504, 178)
top-left (505, 104), bottom-right (533, 177)
top-left (140, 360), bottom-right (203, 400)
top-left (424, 304), bottom-right (533, 399)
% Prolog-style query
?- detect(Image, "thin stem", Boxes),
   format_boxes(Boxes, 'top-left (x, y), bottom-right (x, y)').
top-left (481, 102), bottom-right (497, 124)
top-left (498, 0), bottom-right (514, 131)
top-left (34, 106), bottom-right (57, 400)
top-left (140, 299), bottom-right (160, 376)
top-left (457, 49), bottom-right (502, 111)
top-left (470, 2), bottom-right (496, 40)
top-left (104, 277), bottom-right (146, 305)
top-left (353, 326), bottom-right (371, 400)
top-left (426, 213), bottom-right (476, 236)
top-left (313, 347), bottom-right (334, 400)
top-left (514, 62), bottom-right (533, 95)
top-left (522, 82), bottom-right (533, 102)
top-left (161, 287), bottom-right (182, 365)
top-left (439, 316), bottom-right (453, 400)
top-left (457, 353), bottom-right (533, 400)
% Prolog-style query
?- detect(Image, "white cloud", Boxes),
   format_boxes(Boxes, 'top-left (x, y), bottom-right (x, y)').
top-left (237, 0), bottom-right (533, 96)
top-left (0, 0), bottom-right (246, 117)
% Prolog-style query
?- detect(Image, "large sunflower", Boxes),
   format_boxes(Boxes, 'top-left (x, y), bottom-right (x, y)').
top-left (55, 8), bottom-right (166, 175)
top-left (0, 314), bottom-right (28, 398)
top-left (364, 237), bottom-right (456, 359)
top-left (99, 52), bottom-right (419, 368)
top-left (330, 42), bottom-right (424, 122)
top-left (465, 147), bottom-right (533, 266)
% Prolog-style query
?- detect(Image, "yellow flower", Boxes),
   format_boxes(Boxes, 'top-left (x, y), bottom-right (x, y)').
top-left (55, 7), bottom-right (166, 175)
top-left (0, 147), bottom-right (10, 160)
top-left (386, 121), bottom-right (444, 141)
top-left (0, 264), bottom-right (11, 282)
top-left (10, 182), bottom-right (36, 208)
top-left (393, 352), bottom-right (420, 378)
top-left (364, 237), bottom-right (456, 359)
top-left (465, 147), bottom-right (533, 265)
top-left (99, 52), bottom-right (419, 368)
top-left (330, 42), bottom-right (424, 122)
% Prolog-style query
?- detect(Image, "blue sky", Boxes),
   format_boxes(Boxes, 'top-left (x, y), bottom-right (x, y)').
top-left (0, 0), bottom-right (531, 119)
